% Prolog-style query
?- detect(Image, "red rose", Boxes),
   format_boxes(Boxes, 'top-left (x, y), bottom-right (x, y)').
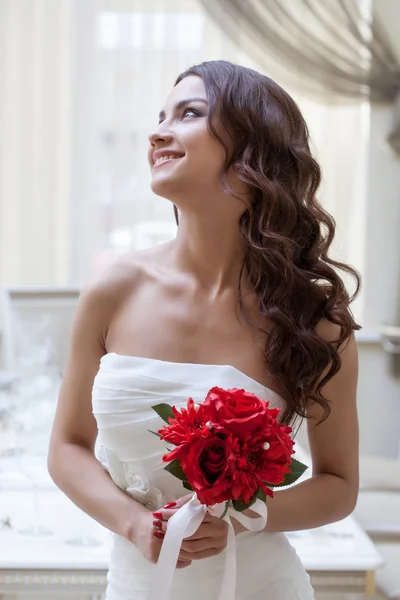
top-left (266, 422), bottom-right (295, 465)
top-left (182, 434), bottom-right (238, 505)
top-left (203, 387), bottom-right (274, 440)
top-left (155, 387), bottom-right (297, 507)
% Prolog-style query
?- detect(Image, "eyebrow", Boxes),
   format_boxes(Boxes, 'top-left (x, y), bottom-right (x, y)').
top-left (158, 97), bottom-right (208, 121)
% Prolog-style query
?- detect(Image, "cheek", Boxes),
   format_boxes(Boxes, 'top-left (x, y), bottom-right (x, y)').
top-left (182, 123), bottom-right (224, 163)
top-left (188, 134), bottom-right (225, 175)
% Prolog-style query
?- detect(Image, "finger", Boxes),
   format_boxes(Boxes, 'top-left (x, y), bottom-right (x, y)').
top-left (153, 508), bottom-right (176, 521)
top-left (163, 502), bottom-right (213, 523)
top-left (159, 523), bottom-right (224, 537)
top-left (184, 522), bottom-right (227, 541)
top-left (152, 519), bottom-right (163, 530)
top-left (155, 517), bottom-right (227, 537)
top-left (164, 493), bottom-right (193, 510)
top-left (153, 493), bottom-right (194, 521)
top-left (181, 537), bottom-right (220, 554)
top-left (176, 560), bottom-right (192, 569)
top-left (154, 520), bottom-right (167, 533)
top-left (178, 547), bottom-right (225, 561)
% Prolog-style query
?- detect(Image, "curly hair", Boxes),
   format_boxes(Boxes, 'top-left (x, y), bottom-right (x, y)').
top-left (174, 60), bottom-right (361, 427)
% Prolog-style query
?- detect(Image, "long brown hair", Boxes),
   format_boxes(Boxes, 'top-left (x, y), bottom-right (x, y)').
top-left (175, 60), bottom-right (361, 426)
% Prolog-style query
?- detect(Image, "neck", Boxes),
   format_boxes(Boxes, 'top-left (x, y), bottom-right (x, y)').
top-left (170, 210), bottom-right (247, 295)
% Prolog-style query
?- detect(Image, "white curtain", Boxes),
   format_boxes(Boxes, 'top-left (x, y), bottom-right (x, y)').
top-left (0, 0), bottom-right (368, 324)
top-left (71, 0), bottom-right (368, 300)
top-left (0, 0), bottom-right (72, 285)
top-left (69, 0), bottom-right (242, 283)
top-left (296, 97), bottom-right (369, 321)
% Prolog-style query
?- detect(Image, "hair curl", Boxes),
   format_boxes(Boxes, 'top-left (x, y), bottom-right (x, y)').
top-left (175, 60), bottom-right (361, 427)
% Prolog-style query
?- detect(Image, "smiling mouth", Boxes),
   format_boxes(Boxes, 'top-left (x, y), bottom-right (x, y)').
top-left (153, 155), bottom-right (184, 168)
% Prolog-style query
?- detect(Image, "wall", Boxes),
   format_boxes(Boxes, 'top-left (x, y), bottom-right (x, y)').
top-left (358, 340), bottom-right (400, 458)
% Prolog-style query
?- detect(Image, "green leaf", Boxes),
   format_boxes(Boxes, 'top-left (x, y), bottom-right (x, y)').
top-left (257, 488), bottom-right (267, 502)
top-left (269, 458), bottom-right (308, 489)
top-left (232, 492), bottom-right (258, 512)
top-left (152, 403), bottom-right (175, 424)
top-left (147, 429), bottom-right (162, 438)
top-left (164, 459), bottom-right (187, 482)
top-left (182, 481), bottom-right (193, 491)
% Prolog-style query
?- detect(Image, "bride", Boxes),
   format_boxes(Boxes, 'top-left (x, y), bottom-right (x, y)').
top-left (48, 60), bottom-right (360, 600)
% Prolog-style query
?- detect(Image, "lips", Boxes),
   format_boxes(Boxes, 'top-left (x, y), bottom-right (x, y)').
top-left (152, 151), bottom-right (185, 166)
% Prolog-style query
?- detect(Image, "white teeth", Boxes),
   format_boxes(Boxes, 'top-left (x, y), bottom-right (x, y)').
top-left (154, 155), bottom-right (182, 165)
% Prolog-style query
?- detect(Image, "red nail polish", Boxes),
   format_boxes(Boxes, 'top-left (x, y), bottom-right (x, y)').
top-left (152, 512), bottom-right (163, 519)
top-left (152, 520), bottom-right (162, 528)
top-left (153, 530), bottom-right (165, 539)
top-left (163, 502), bottom-right (177, 509)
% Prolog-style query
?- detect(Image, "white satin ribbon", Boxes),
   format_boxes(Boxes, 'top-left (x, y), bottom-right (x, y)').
top-left (147, 493), bottom-right (267, 600)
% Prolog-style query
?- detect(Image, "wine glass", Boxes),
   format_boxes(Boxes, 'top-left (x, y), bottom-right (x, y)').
top-left (17, 456), bottom-right (54, 536)
top-left (16, 372), bottom-right (59, 536)
top-left (9, 358), bottom-right (60, 536)
top-left (10, 315), bottom-right (102, 545)
top-left (64, 508), bottom-right (103, 547)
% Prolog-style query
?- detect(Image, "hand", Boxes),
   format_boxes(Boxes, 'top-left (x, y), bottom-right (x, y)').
top-left (128, 506), bottom-right (191, 569)
top-left (153, 494), bottom-right (229, 561)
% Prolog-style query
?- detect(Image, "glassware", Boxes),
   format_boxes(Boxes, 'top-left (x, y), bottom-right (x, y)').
top-left (18, 477), bottom-right (54, 536)
top-left (6, 314), bottom-right (101, 544)
top-left (8, 361), bottom-right (61, 536)
top-left (65, 508), bottom-right (103, 547)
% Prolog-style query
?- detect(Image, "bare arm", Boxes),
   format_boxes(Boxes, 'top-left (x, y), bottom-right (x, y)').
top-left (47, 277), bottom-right (148, 541)
top-left (233, 327), bottom-right (359, 533)
top-left (48, 269), bottom-right (191, 568)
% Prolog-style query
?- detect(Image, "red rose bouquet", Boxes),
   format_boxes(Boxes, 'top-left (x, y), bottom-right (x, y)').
top-left (151, 386), bottom-right (307, 512)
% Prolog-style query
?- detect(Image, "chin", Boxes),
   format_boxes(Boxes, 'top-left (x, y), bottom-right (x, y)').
top-left (150, 174), bottom-right (187, 200)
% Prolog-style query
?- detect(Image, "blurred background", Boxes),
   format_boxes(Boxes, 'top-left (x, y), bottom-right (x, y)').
top-left (0, 1), bottom-right (399, 599)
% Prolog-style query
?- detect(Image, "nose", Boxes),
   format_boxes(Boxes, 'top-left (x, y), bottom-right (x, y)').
top-left (148, 127), bottom-right (173, 147)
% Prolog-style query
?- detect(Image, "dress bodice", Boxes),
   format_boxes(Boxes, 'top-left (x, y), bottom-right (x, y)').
top-left (92, 352), bottom-right (285, 508)
top-left (91, 353), bottom-right (314, 600)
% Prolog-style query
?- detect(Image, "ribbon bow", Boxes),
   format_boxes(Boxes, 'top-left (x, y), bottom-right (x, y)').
top-left (147, 493), bottom-right (267, 600)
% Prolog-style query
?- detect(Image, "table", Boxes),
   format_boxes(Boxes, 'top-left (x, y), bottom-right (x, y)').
top-left (285, 522), bottom-right (382, 595)
top-left (0, 459), bottom-right (384, 598)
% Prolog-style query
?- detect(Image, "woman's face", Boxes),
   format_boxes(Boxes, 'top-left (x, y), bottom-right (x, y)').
top-left (148, 75), bottom-right (226, 201)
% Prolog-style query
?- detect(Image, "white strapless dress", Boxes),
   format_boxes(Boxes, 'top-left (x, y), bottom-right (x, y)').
top-left (92, 353), bottom-right (314, 600)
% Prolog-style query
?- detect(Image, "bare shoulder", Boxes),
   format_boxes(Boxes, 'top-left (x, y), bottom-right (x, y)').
top-left (78, 243), bottom-right (173, 337)
top-left (314, 318), bottom-right (341, 343)
top-left (315, 318), bottom-right (356, 353)
top-left (49, 245), bottom-right (174, 452)
top-left (82, 244), bottom-right (170, 303)
top-left (312, 317), bottom-right (358, 399)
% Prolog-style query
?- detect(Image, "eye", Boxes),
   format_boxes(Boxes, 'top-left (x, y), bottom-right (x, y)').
top-left (182, 107), bottom-right (201, 118)
top-left (158, 107), bottom-right (202, 125)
